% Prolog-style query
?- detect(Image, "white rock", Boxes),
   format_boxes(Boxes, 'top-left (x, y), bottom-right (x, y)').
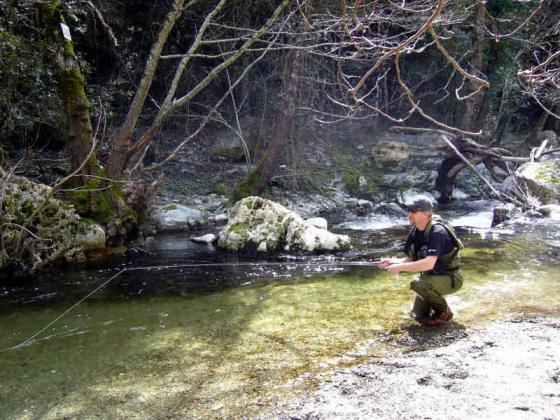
top-left (285, 224), bottom-right (351, 252)
top-left (154, 204), bottom-right (207, 231)
top-left (213, 214), bottom-right (229, 224)
top-left (75, 222), bottom-right (106, 248)
top-left (306, 217), bottom-right (328, 230)
top-left (452, 189), bottom-right (469, 200)
top-left (257, 242), bottom-right (267, 252)
top-left (1, 176), bottom-right (106, 272)
top-left (218, 196), bottom-right (350, 252)
top-left (190, 234), bottom-right (216, 244)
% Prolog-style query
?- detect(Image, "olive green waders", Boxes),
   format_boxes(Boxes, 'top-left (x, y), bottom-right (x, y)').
top-left (410, 271), bottom-right (463, 319)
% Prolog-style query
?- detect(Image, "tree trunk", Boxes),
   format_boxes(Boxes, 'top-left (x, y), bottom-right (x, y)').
top-left (106, 0), bottom-right (188, 178)
top-left (460, 4), bottom-right (486, 131)
top-left (231, 48), bottom-right (303, 201)
top-left (41, 1), bottom-right (96, 183)
top-left (41, 2), bottom-right (137, 245)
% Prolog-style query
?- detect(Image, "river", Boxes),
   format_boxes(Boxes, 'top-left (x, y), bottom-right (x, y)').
top-left (1, 200), bottom-right (559, 419)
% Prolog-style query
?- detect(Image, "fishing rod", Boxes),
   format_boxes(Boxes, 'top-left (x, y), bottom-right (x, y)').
top-left (3, 260), bottom-right (382, 351)
top-left (122, 260), bottom-right (383, 271)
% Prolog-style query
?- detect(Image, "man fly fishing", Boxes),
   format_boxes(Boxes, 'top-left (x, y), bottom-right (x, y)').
top-left (377, 198), bottom-right (464, 326)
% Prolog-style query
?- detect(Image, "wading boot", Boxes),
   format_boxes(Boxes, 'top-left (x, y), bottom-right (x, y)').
top-left (410, 311), bottom-right (433, 326)
top-left (427, 307), bottom-right (453, 327)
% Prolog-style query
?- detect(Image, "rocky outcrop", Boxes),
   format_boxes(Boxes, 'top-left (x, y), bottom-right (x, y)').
top-left (371, 140), bottom-right (409, 170)
top-left (515, 160), bottom-right (560, 204)
top-left (1, 176), bottom-right (105, 273)
top-left (153, 204), bottom-right (208, 231)
top-left (217, 196), bottom-right (351, 252)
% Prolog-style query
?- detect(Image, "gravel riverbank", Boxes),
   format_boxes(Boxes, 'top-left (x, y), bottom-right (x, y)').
top-left (267, 316), bottom-right (560, 420)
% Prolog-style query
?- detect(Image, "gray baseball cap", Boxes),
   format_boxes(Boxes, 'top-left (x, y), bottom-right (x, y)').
top-left (406, 197), bottom-right (434, 212)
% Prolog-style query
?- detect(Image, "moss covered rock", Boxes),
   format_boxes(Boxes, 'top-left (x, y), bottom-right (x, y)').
top-left (371, 140), bottom-right (409, 170)
top-left (1, 176), bottom-right (105, 273)
top-left (218, 196), bottom-right (351, 252)
top-left (515, 160), bottom-right (560, 204)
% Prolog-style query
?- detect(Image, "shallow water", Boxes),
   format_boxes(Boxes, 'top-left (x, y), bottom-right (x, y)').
top-left (1, 204), bottom-right (560, 419)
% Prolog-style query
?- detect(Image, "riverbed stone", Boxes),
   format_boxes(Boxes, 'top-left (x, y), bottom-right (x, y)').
top-left (0, 176), bottom-right (106, 272)
top-left (212, 213), bottom-right (229, 224)
top-left (373, 202), bottom-right (408, 217)
top-left (537, 204), bottom-right (560, 217)
top-left (154, 204), bottom-right (207, 231)
top-left (218, 196), bottom-right (351, 252)
top-left (190, 233), bottom-right (216, 244)
top-left (491, 203), bottom-right (519, 227)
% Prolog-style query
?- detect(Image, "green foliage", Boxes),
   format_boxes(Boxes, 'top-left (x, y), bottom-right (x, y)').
top-left (0, 4), bottom-right (66, 147)
top-left (230, 168), bottom-right (264, 205)
top-left (213, 183), bottom-right (228, 196)
top-left (332, 148), bottom-right (380, 200)
top-left (341, 169), bottom-right (379, 200)
top-left (212, 146), bottom-right (246, 162)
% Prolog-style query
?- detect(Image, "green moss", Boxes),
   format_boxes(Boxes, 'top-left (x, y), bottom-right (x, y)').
top-left (59, 68), bottom-right (91, 109)
top-left (533, 162), bottom-right (560, 185)
top-left (212, 146), bottom-right (245, 162)
top-left (76, 217), bottom-right (97, 235)
top-left (213, 183), bottom-right (227, 196)
top-left (229, 222), bottom-right (247, 235)
top-left (70, 175), bottom-right (137, 238)
top-left (230, 168), bottom-right (264, 204)
top-left (162, 204), bottom-right (178, 211)
top-left (342, 170), bottom-right (379, 199)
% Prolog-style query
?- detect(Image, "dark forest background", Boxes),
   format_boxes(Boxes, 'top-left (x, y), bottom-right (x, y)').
top-left (1, 0), bottom-right (558, 243)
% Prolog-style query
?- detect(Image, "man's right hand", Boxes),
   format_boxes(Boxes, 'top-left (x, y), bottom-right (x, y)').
top-left (377, 258), bottom-right (392, 269)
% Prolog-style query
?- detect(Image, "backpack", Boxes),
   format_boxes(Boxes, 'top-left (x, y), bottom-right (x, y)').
top-left (409, 215), bottom-right (464, 273)
top-left (423, 215), bottom-right (464, 251)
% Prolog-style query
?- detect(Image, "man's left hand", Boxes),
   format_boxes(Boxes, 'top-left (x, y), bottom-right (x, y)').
top-left (386, 264), bottom-right (402, 274)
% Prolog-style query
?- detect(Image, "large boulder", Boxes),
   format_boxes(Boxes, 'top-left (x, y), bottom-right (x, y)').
top-left (218, 196), bottom-right (351, 252)
top-left (1, 176), bottom-right (105, 272)
top-left (371, 140), bottom-right (409, 170)
top-left (515, 160), bottom-right (560, 204)
top-left (153, 204), bottom-right (207, 231)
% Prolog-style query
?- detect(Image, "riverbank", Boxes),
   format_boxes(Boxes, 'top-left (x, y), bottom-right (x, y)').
top-left (267, 315), bottom-right (560, 419)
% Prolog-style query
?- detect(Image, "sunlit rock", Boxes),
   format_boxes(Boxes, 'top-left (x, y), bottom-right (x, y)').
top-left (371, 140), bottom-right (409, 170)
top-left (452, 188), bottom-right (469, 200)
top-left (212, 214), bottom-right (229, 224)
top-left (537, 204), bottom-right (560, 218)
top-left (190, 233), bottom-right (216, 244)
top-left (0, 176), bottom-right (105, 272)
top-left (154, 204), bottom-right (207, 231)
top-left (306, 217), bottom-right (328, 229)
top-left (515, 160), bottom-right (560, 204)
top-left (218, 196), bottom-right (351, 252)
